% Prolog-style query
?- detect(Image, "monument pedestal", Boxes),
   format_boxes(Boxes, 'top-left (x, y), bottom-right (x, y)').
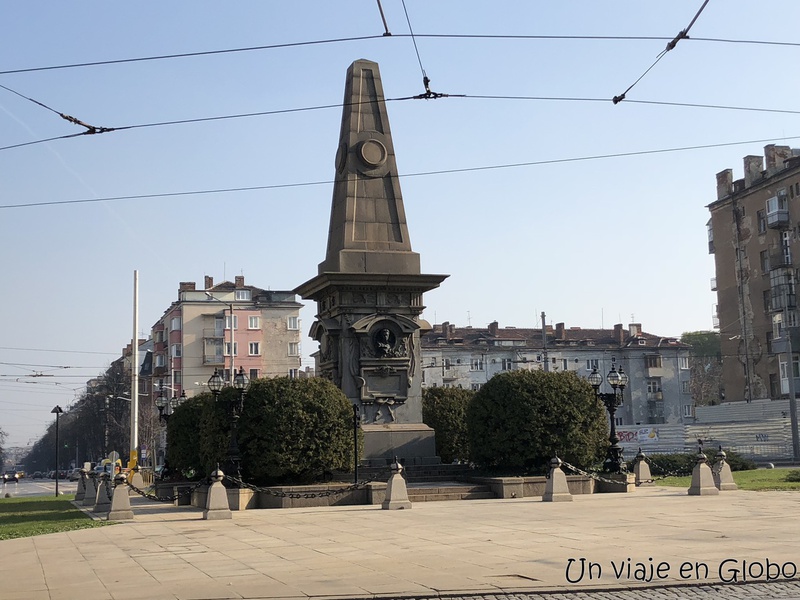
top-left (361, 424), bottom-right (439, 466)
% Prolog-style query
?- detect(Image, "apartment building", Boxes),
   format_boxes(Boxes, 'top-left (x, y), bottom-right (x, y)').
top-left (707, 144), bottom-right (800, 401)
top-left (421, 320), bottom-right (692, 426)
top-left (150, 275), bottom-right (303, 399)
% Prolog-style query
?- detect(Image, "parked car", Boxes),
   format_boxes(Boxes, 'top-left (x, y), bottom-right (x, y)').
top-left (68, 468), bottom-right (82, 481)
top-left (31, 471), bottom-right (44, 479)
top-left (3, 471), bottom-right (18, 483)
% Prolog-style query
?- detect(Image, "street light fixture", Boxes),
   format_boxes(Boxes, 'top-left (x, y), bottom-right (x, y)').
top-left (155, 386), bottom-right (186, 424)
top-left (588, 365), bottom-right (629, 473)
top-left (50, 405), bottom-right (64, 497)
top-left (208, 367), bottom-right (249, 479)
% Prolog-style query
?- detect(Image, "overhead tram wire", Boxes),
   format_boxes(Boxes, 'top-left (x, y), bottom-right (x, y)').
top-left (4, 132), bottom-right (800, 210)
top-left (612, 0), bottom-right (711, 105)
top-left (4, 90), bottom-right (800, 154)
top-left (2, 32), bottom-right (798, 76)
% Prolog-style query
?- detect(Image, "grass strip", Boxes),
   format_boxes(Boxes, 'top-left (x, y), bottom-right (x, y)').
top-left (655, 467), bottom-right (800, 491)
top-left (0, 494), bottom-right (114, 540)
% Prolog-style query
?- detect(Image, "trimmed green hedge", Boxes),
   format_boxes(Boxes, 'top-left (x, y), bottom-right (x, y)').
top-left (467, 369), bottom-right (608, 474)
top-left (167, 377), bottom-right (359, 484)
top-left (422, 386), bottom-right (473, 464)
top-left (629, 449), bottom-right (757, 475)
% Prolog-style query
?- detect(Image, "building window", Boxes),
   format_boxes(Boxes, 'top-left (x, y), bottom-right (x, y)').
top-left (235, 290), bottom-right (251, 301)
top-left (248, 316), bottom-right (260, 329)
top-left (248, 342), bottom-right (260, 356)
top-left (155, 354), bottom-right (165, 368)
top-left (470, 358), bottom-right (484, 371)
top-left (683, 404), bottom-right (693, 418)
top-left (501, 358), bottom-right (513, 370)
top-left (614, 417), bottom-right (624, 426)
top-left (429, 357), bottom-right (437, 367)
top-left (586, 359), bottom-right (599, 371)
top-left (171, 344), bottom-right (181, 358)
top-left (678, 356), bottom-right (689, 370)
top-left (288, 368), bottom-right (299, 379)
top-left (249, 369), bottom-right (258, 380)
top-left (757, 209), bottom-right (767, 234)
top-left (225, 315), bottom-right (238, 330)
top-left (761, 249), bottom-right (770, 273)
top-left (764, 289), bottom-right (772, 313)
top-left (288, 342), bottom-right (299, 356)
top-left (770, 373), bottom-right (780, 398)
top-left (681, 380), bottom-right (690, 393)
top-left (224, 342), bottom-right (238, 356)
top-left (645, 355), bottom-right (662, 369)
top-left (173, 370), bottom-right (182, 385)
top-left (170, 317), bottom-right (181, 331)
top-left (647, 378), bottom-right (662, 393)
top-left (647, 400), bottom-right (665, 424)
top-left (767, 331), bottom-right (774, 354)
top-left (471, 383), bottom-right (483, 391)
top-left (287, 316), bottom-right (299, 330)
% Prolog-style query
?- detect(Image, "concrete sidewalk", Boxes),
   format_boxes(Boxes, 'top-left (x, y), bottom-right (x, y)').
top-left (1, 486), bottom-right (799, 600)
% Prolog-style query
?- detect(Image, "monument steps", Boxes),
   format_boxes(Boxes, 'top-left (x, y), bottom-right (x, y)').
top-left (407, 483), bottom-right (495, 503)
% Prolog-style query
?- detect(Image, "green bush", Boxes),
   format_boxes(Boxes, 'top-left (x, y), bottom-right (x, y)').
top-left (166, 394), bottom-right (209, 478)
top-left (422, 387), bottom-right (473, 464)
top-left (467, 370), bottom-right (607, 474)
top-left (238, 377), bottom-right (359, 484)
top-left (785, 469), bottom-right (800, 482)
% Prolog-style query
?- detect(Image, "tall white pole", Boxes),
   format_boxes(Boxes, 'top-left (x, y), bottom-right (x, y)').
top-left (230, 302), bottom-right (235, 381)
top-left (131, 270), bottom-right (139, 464)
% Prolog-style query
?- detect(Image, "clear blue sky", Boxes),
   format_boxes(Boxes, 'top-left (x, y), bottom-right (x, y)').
top-left (2, 1), bottom-right (799, 448)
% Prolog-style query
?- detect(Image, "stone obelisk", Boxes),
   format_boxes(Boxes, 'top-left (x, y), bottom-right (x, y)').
top-left (296, 59), bottom-right (448, 466)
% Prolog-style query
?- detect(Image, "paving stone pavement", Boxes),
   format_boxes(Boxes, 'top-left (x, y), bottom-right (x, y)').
top-left (1, 485), bottom-right (800, 600)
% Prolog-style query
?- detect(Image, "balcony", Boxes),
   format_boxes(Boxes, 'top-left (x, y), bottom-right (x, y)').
top-left (771, 289), bottom-right (797, 311)
top-left (770, 251), bottom-right (792, 270)
top-left (767, 194), bottom-right (790, 229)
top-left (710, 277), bottom-right (717, 291)
top-left (203, 354), bottom-right (224, 365)
top-left (770, 327), bottom-right (800, 354)
top-left (203, 328), bottom-right (224, 339)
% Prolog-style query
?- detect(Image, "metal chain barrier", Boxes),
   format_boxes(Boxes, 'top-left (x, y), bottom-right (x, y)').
top-left (124, 477), bottom-right (209, 503)
top-left (560, 461), bottom-right (629, 486)
top-left (223, 469), bottom-right (390, 499)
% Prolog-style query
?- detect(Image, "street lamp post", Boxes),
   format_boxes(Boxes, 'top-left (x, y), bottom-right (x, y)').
top-left (588, 365), bottom-right (629, 473)
top-left (208, 367), bottom-right (249, 480)
top-left (51, 406), bottom-right (64, 497)
top-left (353, 404), bottom-right (360, 484)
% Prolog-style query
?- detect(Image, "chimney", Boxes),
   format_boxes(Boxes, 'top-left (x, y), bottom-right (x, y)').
top-left (488, 321), bottom-right (499, 336)
top-left (204, 276), bottom-right (213, 290)
top-left (613, 324), bottom-right (624, 345)
top-left (716, 169), bottom-right (733, 200)
top-left (178, 281), bottom-right (196, 292)
top-left (555, 322), bottom-right (565, 340)
top-left (442, 321), bottom-right (450, 340)
top-left (235, 275), bottom-right (245, 288)
top-left (448, 323), bottom-right (455, 336)
top-left (629, 323), bottom-right (641, 338)
top-left (742, 156), bottom-right (763, 188)
top-left (765, 144), bottom-right (792, 172)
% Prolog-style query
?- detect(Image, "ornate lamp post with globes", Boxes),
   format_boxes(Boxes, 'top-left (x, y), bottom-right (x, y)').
top-left (588, 365), bottom-right (629, 473)
top-left (208, 367), bottom-right (250, 479)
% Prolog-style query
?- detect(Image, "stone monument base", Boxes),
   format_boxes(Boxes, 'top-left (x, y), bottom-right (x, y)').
top-left (362, 423), bottom-right (439, 466)
top-left (595, 472), bottom-right (636, 493)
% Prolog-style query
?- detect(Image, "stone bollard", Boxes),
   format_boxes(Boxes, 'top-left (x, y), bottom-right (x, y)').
top-left (82, 473), bottom-right (98, 507)
top-left (129, 465), bottom-right (145, 497)
top-left (74, 469), bottom-right (87, 502)
top-left (688, 449), bottom-right (719, 496)
top-left (713, 447), bottom-right (738, 491)
top-left (542, 457), bottom-right (572, 502)
top-left (633, 448), bottom-right (654, 487)
top-left (382, 457), bottom-right (412, 510)
top-left (93, 473), bottom-right (113, 513)
top-left (203, 468), bottom-right (232, 520)
top-left (107, 474), bottom-right (135, 521)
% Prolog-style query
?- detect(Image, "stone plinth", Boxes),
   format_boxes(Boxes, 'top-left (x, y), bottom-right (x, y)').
top-left (203, 469), bottom-right (232, 520)
top-left (382, 460), bottom-right (412, 510)
top-left (107, 475), bottom-right (134, 521)
top-left (595, 472), bottom-right (636, 493)
top-left (688, 453), bottom-right (720, 496)
top-left (542, 458), bottom-right (572, 502)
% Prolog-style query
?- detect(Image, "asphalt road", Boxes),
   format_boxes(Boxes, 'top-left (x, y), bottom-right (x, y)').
top-left (1, 478), bottom-right (77, 498)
